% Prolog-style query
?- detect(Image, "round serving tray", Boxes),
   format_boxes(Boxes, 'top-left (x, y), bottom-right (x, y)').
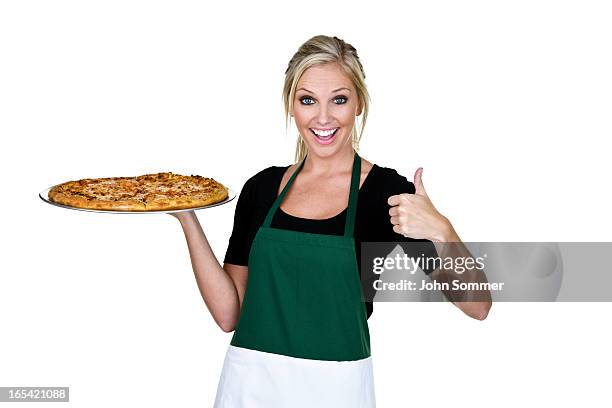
top-left (39, 187), bottom-right (236, 214)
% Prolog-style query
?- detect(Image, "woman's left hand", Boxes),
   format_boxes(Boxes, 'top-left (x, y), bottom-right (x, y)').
top-left (387, 168), bottom-right (452, 242)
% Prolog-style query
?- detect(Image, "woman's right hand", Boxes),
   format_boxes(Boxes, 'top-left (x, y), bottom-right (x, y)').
top-left (169, 210), bottom-right (196, 223)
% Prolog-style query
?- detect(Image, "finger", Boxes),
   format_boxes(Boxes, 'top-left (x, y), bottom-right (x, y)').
top-left (393, 224), bottom-right (407, 236)
top-left (389, 206), bottom-right (400, 217)
top-left (387, 194), bottom-right (401, 206)
top-left (414, 167), bottom-right (428, 197)
top-left (390, 215), bottom-right (400, 225)
top-left (388, 193), bottom-right (413, 207)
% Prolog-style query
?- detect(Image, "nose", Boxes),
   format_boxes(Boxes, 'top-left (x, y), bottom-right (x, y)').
top-left (315, 104), bottom-right (333, 126)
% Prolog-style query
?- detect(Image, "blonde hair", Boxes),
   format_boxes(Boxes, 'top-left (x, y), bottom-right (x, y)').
top-left (283, 35), bottom-right (370, 163)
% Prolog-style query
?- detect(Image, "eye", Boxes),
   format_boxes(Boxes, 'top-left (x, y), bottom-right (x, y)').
top-left (299, 96), bottom-right (315, 105)
top-left (333, 96), bottom-right (348, 104)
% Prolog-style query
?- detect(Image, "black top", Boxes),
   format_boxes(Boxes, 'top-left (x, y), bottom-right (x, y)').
top-left (224, 163), bottom-right (437, 319)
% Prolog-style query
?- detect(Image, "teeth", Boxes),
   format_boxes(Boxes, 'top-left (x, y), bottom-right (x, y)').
top-left (311, 128), bottom-right (338, 137)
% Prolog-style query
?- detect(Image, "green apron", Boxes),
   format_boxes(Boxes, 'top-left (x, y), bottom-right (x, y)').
top-left (214, 151), bottom-right (375, 407)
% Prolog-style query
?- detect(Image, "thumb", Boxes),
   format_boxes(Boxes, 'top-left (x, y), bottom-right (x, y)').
top-left (414, 167), bottom-right (428, 196)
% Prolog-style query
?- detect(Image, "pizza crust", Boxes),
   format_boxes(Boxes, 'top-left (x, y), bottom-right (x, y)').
top-left (48, 172), bottom-right (228, 212)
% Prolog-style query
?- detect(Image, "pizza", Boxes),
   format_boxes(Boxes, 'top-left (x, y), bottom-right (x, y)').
top-left (48, 172), bottom-right (229, 211)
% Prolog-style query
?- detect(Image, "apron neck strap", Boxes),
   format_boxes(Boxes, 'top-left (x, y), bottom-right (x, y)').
top-left (262, 151), bottom-right (361, 238)
top-left (262, 156), bottom-right (307, 228)
top-left (344, 151), bottom-right (361, 237)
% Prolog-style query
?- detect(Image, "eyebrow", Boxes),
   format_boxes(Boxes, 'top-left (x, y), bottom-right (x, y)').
top-left (296, 87), bottom-right (351, 93)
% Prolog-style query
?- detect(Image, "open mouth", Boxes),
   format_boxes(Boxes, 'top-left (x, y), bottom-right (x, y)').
top-left (309, 127), bottom-right (339, 145)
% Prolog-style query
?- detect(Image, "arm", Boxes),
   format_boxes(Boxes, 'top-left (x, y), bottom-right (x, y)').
top-left (171, 211), bottom-right (247, 332)
top-left (430, 223), bottom-right (492, 320)
top-left (388, 167), bottom-right (492, 320)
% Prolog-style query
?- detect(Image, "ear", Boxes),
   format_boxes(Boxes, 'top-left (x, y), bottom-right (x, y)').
top-left (356, 100), bottom-right (363, 116)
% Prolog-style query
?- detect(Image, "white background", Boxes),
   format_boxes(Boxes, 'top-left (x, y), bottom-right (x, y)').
top-left (1, 1), bottom-right (611, 406)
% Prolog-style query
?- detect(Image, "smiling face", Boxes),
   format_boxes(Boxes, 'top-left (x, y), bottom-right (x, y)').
top-left (292, 62), bottom-right (362, 159)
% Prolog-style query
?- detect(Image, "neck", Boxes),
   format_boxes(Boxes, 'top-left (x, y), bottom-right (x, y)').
top-left (302, 148), bottom-right (355, 176)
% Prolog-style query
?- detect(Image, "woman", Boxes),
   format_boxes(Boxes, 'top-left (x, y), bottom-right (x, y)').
top-left (172, 35), bottom-right (490, 407)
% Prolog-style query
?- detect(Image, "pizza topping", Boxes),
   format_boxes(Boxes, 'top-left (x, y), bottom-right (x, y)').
top-left (49, 172), bottom-right (228, 211)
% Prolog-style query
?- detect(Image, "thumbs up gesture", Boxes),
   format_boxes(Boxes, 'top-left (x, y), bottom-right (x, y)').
top-left (387, 168), bottom-right (452, 242)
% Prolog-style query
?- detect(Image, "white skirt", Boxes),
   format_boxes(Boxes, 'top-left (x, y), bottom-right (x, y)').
top-left (213, 345), bottom-right (376, 408)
